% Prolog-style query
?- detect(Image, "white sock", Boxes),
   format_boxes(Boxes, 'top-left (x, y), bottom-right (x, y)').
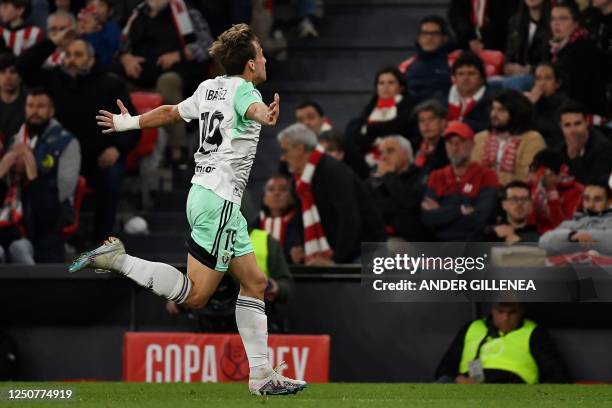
top-left (113, 254), bottom-right (191, 303)
top-left (235, 295), bottom-right (272, 379)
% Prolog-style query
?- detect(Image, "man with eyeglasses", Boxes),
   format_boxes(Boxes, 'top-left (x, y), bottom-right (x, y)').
top-left (398, 15), bottom-right (452, 103)
top-left (480, 181), bottom-right (539, 244)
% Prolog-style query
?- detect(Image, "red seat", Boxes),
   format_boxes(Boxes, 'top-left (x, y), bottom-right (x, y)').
top-left (448, 49), bottom-right (505, 77)
top-left (63, 176), bottom-right (87, 237)
top-left (126, 92), bottom-right (164, 172)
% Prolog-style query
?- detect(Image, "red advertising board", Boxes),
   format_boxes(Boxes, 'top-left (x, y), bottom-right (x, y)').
top-left (123, 332), bottom-right (330, 383)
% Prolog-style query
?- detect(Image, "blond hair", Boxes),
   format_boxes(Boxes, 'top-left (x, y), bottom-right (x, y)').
top-left (209, 24), bottom-right (258, 75)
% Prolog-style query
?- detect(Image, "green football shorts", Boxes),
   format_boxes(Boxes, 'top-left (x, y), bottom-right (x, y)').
top-left (185, 184), bottom-right (253, 272)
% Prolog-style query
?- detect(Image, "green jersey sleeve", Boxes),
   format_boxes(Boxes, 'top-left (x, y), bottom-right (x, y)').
top-left (234, 81), bottom-right (263, 122)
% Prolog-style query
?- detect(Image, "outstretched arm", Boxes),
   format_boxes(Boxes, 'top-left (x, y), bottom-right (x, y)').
top-left (245, 93), bottom-right (280, 126)
top-left (96, 99), bottom-right (182, 133)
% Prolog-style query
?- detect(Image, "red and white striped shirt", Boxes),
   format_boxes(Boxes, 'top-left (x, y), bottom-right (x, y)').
top-left (0, 25), bottom-right (44, 56)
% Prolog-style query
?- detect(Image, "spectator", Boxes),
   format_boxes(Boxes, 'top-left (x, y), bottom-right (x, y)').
top-left (77, 0), bottom-right (120, 68)
top-left (0, 52), bottom-right (24, 145)
top-left (525, 62), bottom-right (569, 147)
top-left (0, 142), bottom-right (35, 264)
top-left (295, 100), bottom-right (332, 136)
top-left (503, 0), bottom-right (552, 89)
top-left (17, 88), bottom-right (80, 261)
top-left (43, 10), bottom-right (75, 68)
top-left (557, 100), bottom-right (612, 185)
top-left (318, 129), bottom-right (344, 161)
top-left (0, 0), bottom-right (44, 56)
top-left (480, 181), bottom-right (539, 243)
top-left (436, 302), bottom-right (570, 383)
top-left (117, 0), bottom-right (212, 95)
top-left (446, 52), bottom-right (493, 133)
top-left (278, 123), bottom-right (386, 264)
top-left (539, 180), bottom-right (612, 255)
top-left (422, 121), bottom-right (499, 241)
top-left (550, 0), bottom-right (607, 114)
top-left (471, 89), bottom-right (546, 186)
top-left (259, 174), bottom-right (304, 265)
top-left (17, 36), bottom-right (140, 241)
top-left (448, 0), bottom-right (520, 53)
top-left (345, 66), bottom-right (415, 178)
top-left (583, 0), bottom-right (612, 115)
top-left (367, 136), bottom-right (429, 242)
top-left (398, 15), bottom-right (452, 103)
top-left (413, 99), bottom-right (449, 175)
top-left (528, 147), bottom-right (583, 235)
top-left (117, 0), bottom-right (212, 163)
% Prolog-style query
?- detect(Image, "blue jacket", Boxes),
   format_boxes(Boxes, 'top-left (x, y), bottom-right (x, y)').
top-left (400, 45), bottom-right (452, 103)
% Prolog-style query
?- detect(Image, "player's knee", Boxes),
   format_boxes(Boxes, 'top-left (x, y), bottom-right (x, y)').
top-left (182, 293), bottom-right (210, 310)
top-left (243, 275), bottom-right (268, 297)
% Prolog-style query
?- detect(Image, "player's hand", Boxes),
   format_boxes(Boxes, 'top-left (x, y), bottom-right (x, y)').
top-left (265, 93), bottom-right (280, 126)
top-left (97, 99), bottom-right (131, 134)
top-left (571, 232), bottom-right (594, 244)
top-left (494, 225), bottom-right (514, 239)
top-left (306, 255), bottom-right (335, 267)
top-left (166, 301), bottom-right (181, 315)
top-left (469, 39), bottom-right (484, 54)
top-left (156, 51), bottom-right (181, 70)
top-left (98, 146), bottom-right (120, 168)
top-left (455, 375), bottom-right (479, 384)
top-left (264, 278), bottom-right (279, 302)
top-left (49, 27), bottom-right (77, 48)
top-left (290, 246), bottom-right (305, 264)
top-left (121, 54), bottom-right (145, 79)
top-left (421, 197), bottom-right (440, 211)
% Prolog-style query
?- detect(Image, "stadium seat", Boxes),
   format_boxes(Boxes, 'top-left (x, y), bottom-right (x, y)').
top-left (448, 50), bottom-right (505, 77)
top-left (126, 92), bottom-right (164, 173)
top-left (63, 176), bottom-right (87, 237)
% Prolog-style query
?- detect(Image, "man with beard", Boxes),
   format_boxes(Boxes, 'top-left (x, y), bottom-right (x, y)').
top-left (540, 180), bottom-right (612, 255)
top-left (0, 88), bottom-right (80, 262)
top-left (471, 89), bottom-right (546, 186)
top-left (16, 31), bottom-right (140, 241)
top-left (422, 121), bottom-right (499, 241)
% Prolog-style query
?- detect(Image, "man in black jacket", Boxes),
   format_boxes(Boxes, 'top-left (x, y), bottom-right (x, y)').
top-left (278, 123), bottom-right (386, 264)
top-left (448, 0), bottom-right (519, 53)
top-left (367, 135), bottom-right (429, 242)
top-left (16, 31), bottom-right (140, 240)
top-left (550, 1), bottom-right (608, 115)
top-left (436, 302), bottom-right (570, 384)
top-left (557, 100), bottom-right (612, 185)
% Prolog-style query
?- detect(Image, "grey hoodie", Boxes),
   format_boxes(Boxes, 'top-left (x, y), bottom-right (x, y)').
top-left (539, 210), bottom-right (612, 255)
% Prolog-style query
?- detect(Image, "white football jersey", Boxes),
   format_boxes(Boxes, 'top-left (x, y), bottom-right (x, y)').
top-left (178, 75), bottom-right (262, 204)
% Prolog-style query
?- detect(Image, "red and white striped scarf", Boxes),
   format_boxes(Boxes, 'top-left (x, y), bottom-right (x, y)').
top-left (0, 25), bottom-right (43, 56)
top-left (550, 26), bottom-right (589, 63)
top-left (294, 145), bottom-right (333, 262)
top-left (43, 50), bottom-right (65, 68)
top-left (0, 125), bottom-right (30, 229)
top-left (482, 132), bottom-right (521, 173)
top-left (122, 0), bottom-right (194, 50)
top-left (447, 84), bottom-right (486, 122)
top-left (364, 94), bottom-right (403, 168)
top-left (13, 124), bottom-right (37, 148)
top-left (414, 140), bottom-right (437, 168)
top-left (471, 0), bottom-right (489, 30)
top-left (259, 209), bottom-right (296, 246)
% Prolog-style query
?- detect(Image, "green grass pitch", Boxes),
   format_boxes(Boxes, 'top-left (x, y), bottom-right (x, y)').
top-left (2, 383), bottom-right (612, 407)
